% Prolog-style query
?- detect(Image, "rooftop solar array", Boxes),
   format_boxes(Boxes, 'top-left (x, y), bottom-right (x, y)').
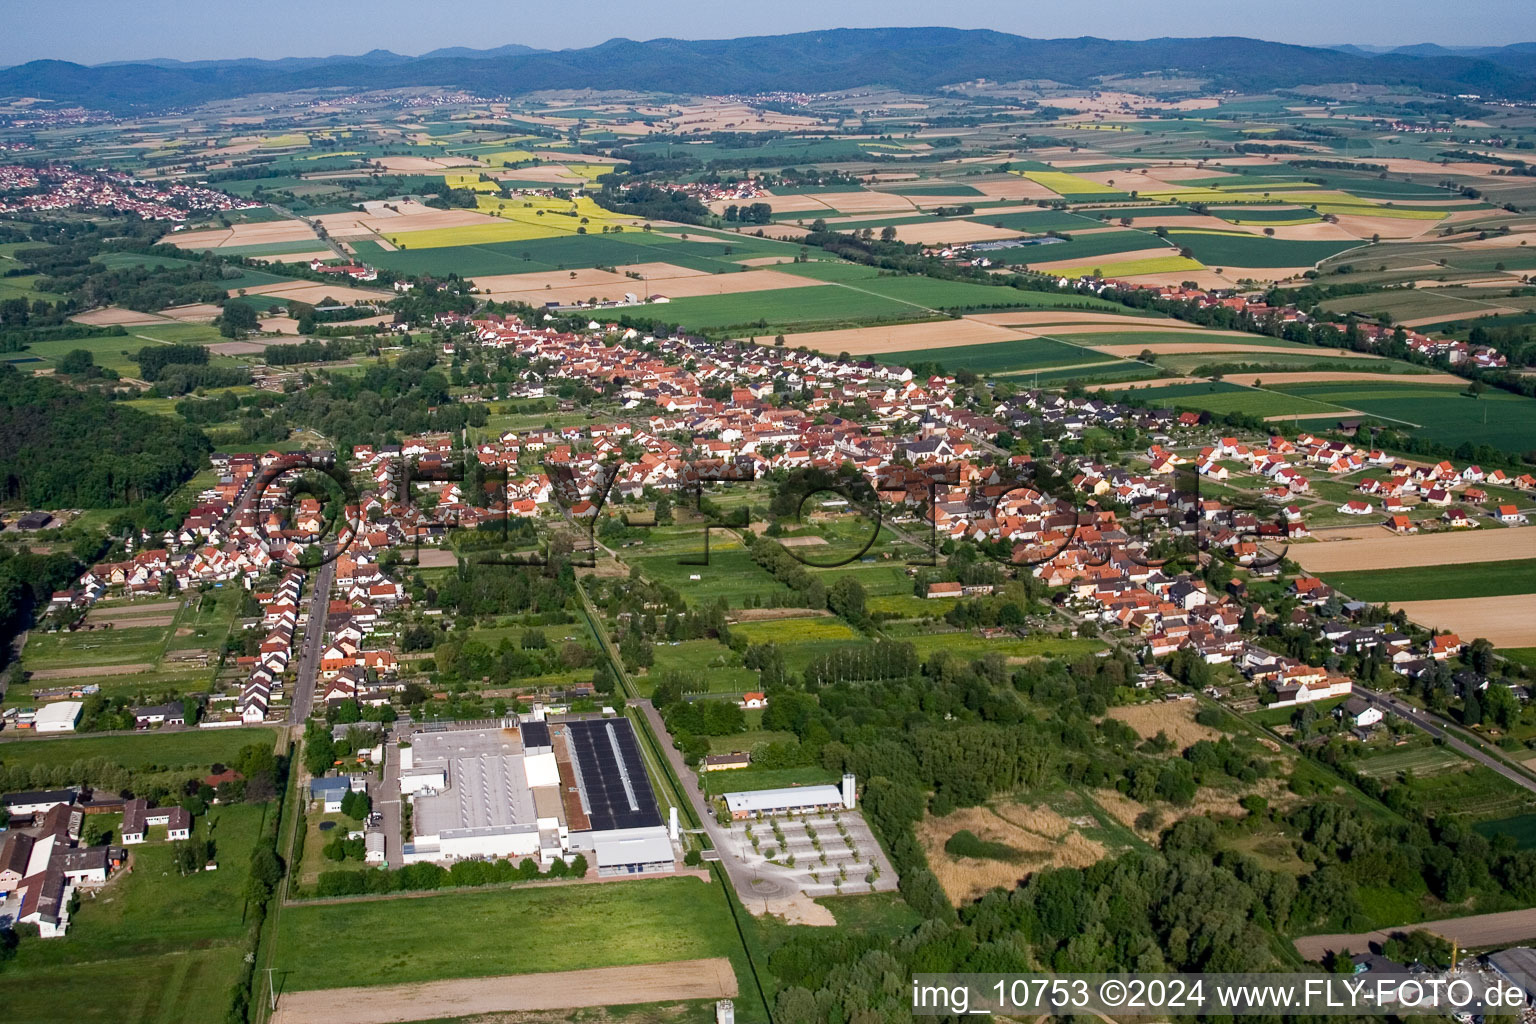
top-left (563, 718), bottom-right (662, 831)
top-left (520, 721), bottom-right (552, 749)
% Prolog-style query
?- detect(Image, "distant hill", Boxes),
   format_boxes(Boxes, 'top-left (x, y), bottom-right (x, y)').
top-left (90, 43), bottom-right (543, 73)
top-left (5, 28), bottom-right (1536, 111)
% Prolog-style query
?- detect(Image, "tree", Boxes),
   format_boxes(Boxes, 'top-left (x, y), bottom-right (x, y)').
top-left (570, 853), bottom-right (589, 877)
top-left (217, 301), bottom-right (260, 340)
top-left (57, 349), bottom-right (95, 375)
top-left (880, 226), bottom-right (898, 242)
top-left (245, 844), bottom-right (283, 904)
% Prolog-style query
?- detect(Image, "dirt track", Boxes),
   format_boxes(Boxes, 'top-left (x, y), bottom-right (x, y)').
top-left (1295, 907), bottom-right (1536, 961)
top-left (1291, 529), bottom-right (1536, 572)
top-left (270, 958), bottom-right (738, 1024)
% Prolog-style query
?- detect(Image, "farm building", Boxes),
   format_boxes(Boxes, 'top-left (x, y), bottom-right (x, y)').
top-left (33, 701), bottom-right (82, 733)
top-left (2, 789), bottom-right (75, 819)
top-left (724, 774), bottom-right (857, 820)
top-left (702, 752), bottom-right (752, 772)
top-left (121, 798), bottom-right (192, 844)
top-left (400, 717), bottom-right (676, 877)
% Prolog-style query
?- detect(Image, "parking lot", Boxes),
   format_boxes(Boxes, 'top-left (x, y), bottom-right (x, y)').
top-left (721, 809), bottom-right (896, 899)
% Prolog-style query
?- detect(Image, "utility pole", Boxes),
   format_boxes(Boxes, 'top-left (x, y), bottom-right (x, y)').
top-left (267, 967), bottom-right (278, 1013)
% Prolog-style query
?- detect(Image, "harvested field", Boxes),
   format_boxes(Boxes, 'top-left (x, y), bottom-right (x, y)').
top-left (159, 303), bottom-right (227, 323)
top-left (1291, 529), bottom-right (1536, 572)
top-left (232, 282), bottom-right (390, 305)
top-left (209, 340), bottom-right (271, 355)
top-left (27, 663), bottom-right (153, 680)
top-left (411, 548), bottom-right (459, 568)
top-left (170, 220), bottom-right (319, 249)
top-left (1392, 596), bottom-right (1536, 648)
top-left (472, 268), bottom-right (629, 292)
top-left (619, 269), bottom-right (826, 297)
top-left (1108, 700), bottom-right (1222, 749)
top-left (967, 311), bottom-right (1177, 328)
top-left (1026, 247), bottom-right (1191, 273)
top-left (779, 319), bottom-right (1029, 356)
top-left (370, 155), bottom-right (483, 172)
top-left (70, 307), bottom-right (171, 327)
top-left (270, 959), bottom-right (737, 1024)
top-left (774, 535), bottom-right (828, 547)
top-left (621, 261), bottom-right (714, 279)
top-left (807, 191), bottom-right (917, 214)
top-left (1041, 324), bottom-right (1257, 338)
top-left (970, 177), bottom-right (1061, 200)
top-left (888, 220), bottom-right (1039, 246)
top-left (919, 802), bottom-right (1107, 904)
top-left (1401, 307), bottom-right (1523, 328)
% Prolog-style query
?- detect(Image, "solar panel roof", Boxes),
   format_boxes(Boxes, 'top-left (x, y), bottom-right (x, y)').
top-left (563, 718), bottom-right (662, 831)
top-left (520, 721), bottom-right (551, 748)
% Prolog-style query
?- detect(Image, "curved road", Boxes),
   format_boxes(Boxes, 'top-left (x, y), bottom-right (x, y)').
top-left (1356, 684), bottom-right (1536, 797)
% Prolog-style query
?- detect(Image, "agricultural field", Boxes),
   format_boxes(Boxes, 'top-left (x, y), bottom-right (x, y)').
top-left (1318, 559), bottom-right (1536, 603)
top-left (1271, 381), bottom-right (1536, 452)
top-left (271, 876), bottom-right (746, 990)
top-left (0, 727), bottom-right (276, 774)
top-left (10, 591), bottom-right (241, 705)
top-left (1164, 230), bottom-right (1364, 270)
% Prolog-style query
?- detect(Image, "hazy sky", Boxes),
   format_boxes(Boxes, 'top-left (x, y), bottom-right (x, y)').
top-left (6, 0), bottom-right (1536, 66)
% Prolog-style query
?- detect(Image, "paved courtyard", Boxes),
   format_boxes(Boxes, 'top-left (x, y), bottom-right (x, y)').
top-left (720, 808), bottom-right (897, 903)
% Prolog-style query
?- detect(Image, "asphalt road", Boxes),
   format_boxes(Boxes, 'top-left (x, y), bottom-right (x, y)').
top-left (289, 558), bottom-right (335, 728)
top-left (1356, 683), bottom-right (1536, 797)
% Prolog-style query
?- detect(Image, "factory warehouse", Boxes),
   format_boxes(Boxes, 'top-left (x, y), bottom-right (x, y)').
top-left (400, 716), bottom-right (677, 876)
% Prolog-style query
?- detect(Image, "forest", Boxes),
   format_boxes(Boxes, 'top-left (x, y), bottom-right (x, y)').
top-left (0, 365), bottom-right (211, 507)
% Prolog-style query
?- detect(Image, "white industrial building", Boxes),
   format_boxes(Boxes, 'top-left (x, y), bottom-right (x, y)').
top-left (724, 774), bottom-right (856, 820)
top-left (400, 717), bottom-right (677, 876)
top-left (33, 701), bottom-right (82, 733)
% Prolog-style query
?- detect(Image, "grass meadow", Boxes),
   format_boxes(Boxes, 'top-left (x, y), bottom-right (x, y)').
top-left (271, 876), bottom-right (745, 990)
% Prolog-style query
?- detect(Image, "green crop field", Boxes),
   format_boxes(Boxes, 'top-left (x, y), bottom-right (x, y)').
top-left (625, 540), bottom-right (791, 608)
top-left (729, 616), bottom-right (859, 646)
top-left (1165, 230), bottom-right (1362, 268)
top-left (1271, 381), bottom-right (1536, 453)
top-left (1118, 380), bottom-right (1352, 418)
top-left (271, 876), bottom-right (745, 989)
top-left (872, 336), bottom-right (1110, 374)
top-left (3, 802), bottom-right (270, 1024)
top-left (1476, 812), bottom-right (1536, 849)
top-left (23, 624), bottom-right (173, 667)
top-left (1351, 743), bottom-right (1469, 779)
top-left (1210, 206), bottom-right (1322, 224)
top-left (1320, 558), bottom-right (1536, 602)
top-left (993, 231), bottom-right (1169, 267)
top-left (883, 625), bottom-right (1106, 662)
top-left (0, 727), bottom-right (277, 773)
top-left (1072, 330), bottom-right (1309, 349)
